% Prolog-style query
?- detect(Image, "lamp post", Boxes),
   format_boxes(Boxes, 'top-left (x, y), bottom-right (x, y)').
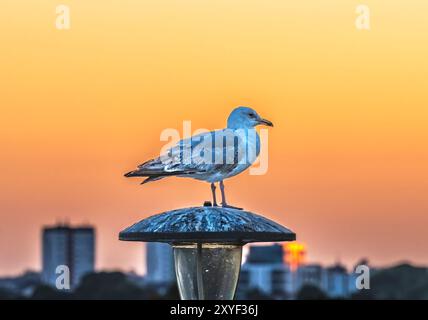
top-left (119, 205), bottom-right (296, 300)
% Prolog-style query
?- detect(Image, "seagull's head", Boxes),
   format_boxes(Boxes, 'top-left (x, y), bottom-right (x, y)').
top-left (227, 106), bottom-right (274, 129)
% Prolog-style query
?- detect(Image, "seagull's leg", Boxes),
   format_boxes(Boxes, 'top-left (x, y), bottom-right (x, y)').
top-left (211, 183), bottom-right (218, 207)
top-left (220, 180), bottom-right (242, 210)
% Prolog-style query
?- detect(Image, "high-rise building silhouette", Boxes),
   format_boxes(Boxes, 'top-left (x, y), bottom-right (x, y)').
top-left (240, 244), bottom-right (292, 297)
top-left (246, 244), bottom-right (284, 264)
top-left (239, 243), bottom-right (357, 299)
top-left (145, 242), bottom-right (175, 284)
top-left (42, 224), bottom-right (95, 288)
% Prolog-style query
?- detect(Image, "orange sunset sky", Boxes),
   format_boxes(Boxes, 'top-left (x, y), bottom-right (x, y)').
top-left (1, 1), bottom-right (427, 276)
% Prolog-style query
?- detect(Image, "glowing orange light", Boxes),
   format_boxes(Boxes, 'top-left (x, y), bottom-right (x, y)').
top-left (284, 242), bottom-right (306, 271)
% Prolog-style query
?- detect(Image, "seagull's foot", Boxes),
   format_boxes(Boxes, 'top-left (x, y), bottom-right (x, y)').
top-left (203, 201), bottom-right (220, 207)
top-left (221, 203), bottom-right (243, 210)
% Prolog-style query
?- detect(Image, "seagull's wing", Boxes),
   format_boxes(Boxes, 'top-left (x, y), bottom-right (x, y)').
top-left (124, 129), bottom-right (244, 184)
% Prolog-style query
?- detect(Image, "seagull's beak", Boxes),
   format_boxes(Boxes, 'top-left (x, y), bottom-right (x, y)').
top-left (258, 118), bottom-right (274, 127)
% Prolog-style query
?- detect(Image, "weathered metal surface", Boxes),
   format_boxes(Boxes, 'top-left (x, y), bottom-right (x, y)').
top-left (119, 206), bottom-right (296, 244)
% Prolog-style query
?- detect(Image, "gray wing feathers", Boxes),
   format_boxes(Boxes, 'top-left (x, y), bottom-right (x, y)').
top-left (124, 130), bottom-right (243, 183)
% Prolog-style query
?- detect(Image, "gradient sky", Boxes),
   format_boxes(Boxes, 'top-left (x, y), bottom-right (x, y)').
top-left (1, 0), bottom-right (427, 276)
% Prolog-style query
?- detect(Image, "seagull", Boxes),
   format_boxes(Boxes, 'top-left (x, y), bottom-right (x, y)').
top-left (124, 106), bottom-right (273, 209)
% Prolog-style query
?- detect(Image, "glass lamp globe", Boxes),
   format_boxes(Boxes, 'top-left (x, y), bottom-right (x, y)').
top-left (119, 206), bottom-right (295, 300)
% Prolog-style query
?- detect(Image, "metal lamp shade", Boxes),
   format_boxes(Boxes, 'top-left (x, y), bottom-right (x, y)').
top-left (119, 206), bottom-right (296, 300)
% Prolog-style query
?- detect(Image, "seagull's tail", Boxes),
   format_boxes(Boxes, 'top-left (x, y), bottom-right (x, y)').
top-left (124, 156), bottom-right (199, 184)
top-left (124, 158), bottom-right (168, 178)
top-left (124, 168), bottom-right (166, 184)
top-left (140, 176), bottom-right (165, 185)
top-left (124, 169), bottom-right (194, 178)
top-left (124, 167), bottom-right (197, 185)
top-left (124, 170), bottom-right (143, 178)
